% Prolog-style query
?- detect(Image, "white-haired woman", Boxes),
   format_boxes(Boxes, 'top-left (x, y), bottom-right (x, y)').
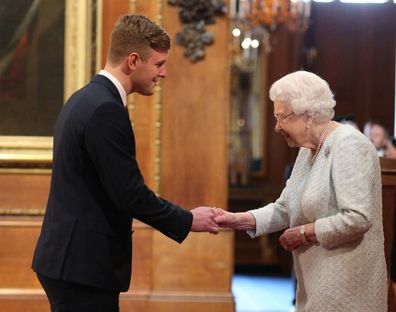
top-left (216, 71), bottom-right (387, 311)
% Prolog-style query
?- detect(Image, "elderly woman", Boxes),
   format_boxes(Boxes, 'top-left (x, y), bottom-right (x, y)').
top-left (216, 71), bottom-right (387, 311)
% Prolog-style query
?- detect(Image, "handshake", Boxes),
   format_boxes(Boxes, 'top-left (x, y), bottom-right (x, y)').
top-left (190, 206), bottom-right (310, 252)
top-left (190, 206), bottom-right (255, 234)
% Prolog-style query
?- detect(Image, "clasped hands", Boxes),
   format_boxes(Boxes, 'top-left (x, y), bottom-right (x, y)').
top-left (191, 207), bottom-right (255, 235)
top-left (191, 207), bottom-right (316, 251)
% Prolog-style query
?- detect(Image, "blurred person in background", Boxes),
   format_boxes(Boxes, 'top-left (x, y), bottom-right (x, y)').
top-left (369, 123), bottom-right (389, 157)
top-left (385, 138), bottom-right (396, 159)
top-left (333, 114), bottom-right (359, 130)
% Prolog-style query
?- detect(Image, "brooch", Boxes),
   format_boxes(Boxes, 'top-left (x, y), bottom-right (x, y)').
top-left (324, 146), bottom-right (331, 157)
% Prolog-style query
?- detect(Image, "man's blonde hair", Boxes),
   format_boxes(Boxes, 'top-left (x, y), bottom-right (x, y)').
top-left (108, 14), bottom-right (170, 64)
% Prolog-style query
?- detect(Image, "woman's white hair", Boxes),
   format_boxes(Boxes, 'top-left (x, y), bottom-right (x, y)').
top-left (269, 71), bottom-right (336, 121)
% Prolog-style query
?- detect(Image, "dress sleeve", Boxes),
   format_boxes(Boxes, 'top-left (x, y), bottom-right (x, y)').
top-left (315, 132), bottom-right (380, 249)
top-left (246, 184), bottom-right (291, 238)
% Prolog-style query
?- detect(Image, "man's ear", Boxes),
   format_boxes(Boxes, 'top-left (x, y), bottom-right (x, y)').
top-left (127, 52), bottom-right (140, 70)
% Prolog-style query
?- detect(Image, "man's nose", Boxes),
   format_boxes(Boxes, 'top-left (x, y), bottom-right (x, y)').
top-left (160, 66), bottom-right (167, 78)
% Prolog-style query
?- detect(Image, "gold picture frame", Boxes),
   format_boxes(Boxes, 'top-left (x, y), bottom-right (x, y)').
top-left (0, 0), bottom-right (102, 169)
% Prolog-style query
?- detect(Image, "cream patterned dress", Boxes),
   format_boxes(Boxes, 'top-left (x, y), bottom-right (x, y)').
top-left (247, 125), bottom-right (387, 312)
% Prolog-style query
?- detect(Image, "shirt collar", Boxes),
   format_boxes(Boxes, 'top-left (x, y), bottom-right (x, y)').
top-left (98, 70), bottom-right (127, 107)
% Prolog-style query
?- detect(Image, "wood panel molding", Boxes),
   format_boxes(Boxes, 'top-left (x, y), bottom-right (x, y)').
top-left (0, 174), bottom-right (50, 216)
top-left (0, 217), bottom-right (234, 311)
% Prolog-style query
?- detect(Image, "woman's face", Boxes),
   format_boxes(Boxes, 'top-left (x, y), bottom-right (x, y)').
top-left (273, 101), bottom-right (307, 148)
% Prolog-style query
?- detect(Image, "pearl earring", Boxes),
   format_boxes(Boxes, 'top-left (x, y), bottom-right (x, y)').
top-left (306, 124), bottom-right (310, 129)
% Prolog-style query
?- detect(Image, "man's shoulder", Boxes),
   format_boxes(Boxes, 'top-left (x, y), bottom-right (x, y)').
top-left (90, 75), bottom-right (117, 92)
top-left (67, 78), bottom-right (116, 106)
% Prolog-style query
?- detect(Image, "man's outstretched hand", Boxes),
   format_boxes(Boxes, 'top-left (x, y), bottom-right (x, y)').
top-left (190, 206), bottom-right (219, 234)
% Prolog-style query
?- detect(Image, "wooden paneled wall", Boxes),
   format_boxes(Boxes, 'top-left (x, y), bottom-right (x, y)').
top-left (0, 0), bottom-right (234, 311)
top-left (380, 157), bottom-right (396, 312)
top-left (0, 173), bottom-right (51, 311)
top-left (309, 2), bottom-right (396, 133)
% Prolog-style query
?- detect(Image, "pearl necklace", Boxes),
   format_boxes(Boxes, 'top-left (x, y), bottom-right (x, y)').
top-left (310, 122), bottom-right (331, 166)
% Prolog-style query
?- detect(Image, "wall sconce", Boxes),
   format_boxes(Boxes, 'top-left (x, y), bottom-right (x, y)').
top-left (168, 0), bottom-right (227, 62)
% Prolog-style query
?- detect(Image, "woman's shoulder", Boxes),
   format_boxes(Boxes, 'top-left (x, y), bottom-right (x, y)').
top-left (333, 124), bottom-right (372, 146)
top-left (331, 124), bottom-right (378, 158)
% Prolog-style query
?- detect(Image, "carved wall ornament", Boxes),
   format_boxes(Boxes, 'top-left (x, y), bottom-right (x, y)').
top-left (168, 0), bottom-right (226, 62)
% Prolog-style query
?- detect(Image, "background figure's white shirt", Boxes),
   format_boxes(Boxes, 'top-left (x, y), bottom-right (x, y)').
top-left (247, 125), bottom-right (387, 312)
top-left (377, 148), bottom-right (386, 157)
top-left (98, 70), bottom-right (127, 107)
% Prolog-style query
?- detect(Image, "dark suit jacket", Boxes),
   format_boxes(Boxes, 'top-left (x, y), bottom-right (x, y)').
top-left (32, 75), bottom-right (193, 292)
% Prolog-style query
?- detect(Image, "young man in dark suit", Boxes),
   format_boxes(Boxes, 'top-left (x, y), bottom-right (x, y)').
top-left (32, 14), bottom-right (219, 312)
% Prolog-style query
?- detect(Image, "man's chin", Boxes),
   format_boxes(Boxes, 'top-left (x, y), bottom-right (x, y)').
top-left (138, 89), bottom-right (154, 96)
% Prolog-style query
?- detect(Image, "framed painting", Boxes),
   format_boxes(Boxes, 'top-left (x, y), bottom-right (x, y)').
top-left (0, 0), bottom-right (102, 168)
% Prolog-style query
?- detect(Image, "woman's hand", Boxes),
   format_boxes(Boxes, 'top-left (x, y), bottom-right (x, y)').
top-left (279, 223), bottom-right (317, 251)
top-left (214, 209), bottom-right (256, 230)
